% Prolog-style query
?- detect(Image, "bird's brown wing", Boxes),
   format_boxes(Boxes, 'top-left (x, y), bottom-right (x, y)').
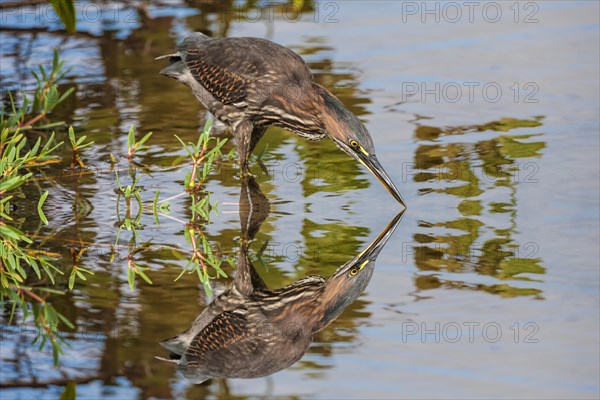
top-left (181, 37), bottom-right (313, 105)
top-left (182, 308), bottom-right (311, 379)
top-left (184, 310), bottom-right (259, 364)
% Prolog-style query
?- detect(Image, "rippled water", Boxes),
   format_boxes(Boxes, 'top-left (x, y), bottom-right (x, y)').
top-left (1, 1), bottom-right (599, 399)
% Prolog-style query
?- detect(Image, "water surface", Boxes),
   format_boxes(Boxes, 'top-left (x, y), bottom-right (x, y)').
top-left (1, 1), bottom-right (598, 399)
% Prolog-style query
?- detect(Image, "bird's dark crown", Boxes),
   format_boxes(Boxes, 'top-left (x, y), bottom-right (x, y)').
top-left (317, 84), bottom-right (376, 155)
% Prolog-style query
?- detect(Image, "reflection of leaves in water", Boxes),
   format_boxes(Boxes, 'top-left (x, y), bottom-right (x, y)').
top-left (415, 275), bottom-right (543, 298)
top-left (497, 258), bottom-right (545, 281)
top-left (298, 139), bottom-right (370, 196)
top-left (458, 200), bottom-right (483, 216)
top-left (497, 135), bottom-right (546, 158)
top-left (299, 219), bottom-right (369, 274)
top-left (291, 53), bottom-right (372, 197)
top-left (413, 117), bottom-right (546, 298)
top-left (415, 117), bottom-right (543, 140)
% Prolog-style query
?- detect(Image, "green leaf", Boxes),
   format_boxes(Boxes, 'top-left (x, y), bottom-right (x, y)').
top-left (152, 190), bottom-right (159, 224)
top-left (39, 65), bottom-right (48, 81)
top-left (68, 126), bottom-right (76, 146)
top-left (57, 313), bottom-right (75, 329)
top-left (0, 174), bottom-right (30, 193)
top-left (76, 135), bottom-right (87, 146)
top-left (59, 381), bottom-right (77, 400)
top-left (49, 1), bottom-right (76, 34)
top-left (57, 87), bottom-right (75, 105)
top-left (44, 85), bottom-right (59, 112)
top-left (75, 269), bottom-right (88, 281)
top-left (68, 270), bottom-right (76, 290)
top-left (128, 125), bottom-right (135, 148)
top-left (37, 191), bottom-right (49, 225)
top-left (175, 135), bottom-right (194, 158)
top-left (137, 131), bottom-right (153, 147)
top-left (137, 269), bottom-right (153, 285)
top-left (203, 118), bottom-right (213, 135)
top-left (203, 279), bottom-right (213, 297)
top-left (52, 340), bottom-right (61, 366)
top-left (128, 267), bottom-right (135, 290)
top-left (184, 172), bottom-right (192, 189)
top-left (30, 259), bottom-right (42, 279)
top-left (52, 47), bottom-right (59, 72)
top-left (158, 201), bottom-right (171, 214)
top-left (0, 224), bottom-right (32, 243)
top-left (30, 137), bottom-right (42, 157)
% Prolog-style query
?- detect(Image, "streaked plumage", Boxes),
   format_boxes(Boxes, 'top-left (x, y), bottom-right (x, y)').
top-left (157, 207), bottom-right (404, 383)
top-left (158, 33), bottom-right (406, 206)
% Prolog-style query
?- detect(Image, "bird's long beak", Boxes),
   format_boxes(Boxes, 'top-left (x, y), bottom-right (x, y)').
top-left (356, 210), bottom-right (405, 263)
top-left (358, 154), bottom-right (406, 207)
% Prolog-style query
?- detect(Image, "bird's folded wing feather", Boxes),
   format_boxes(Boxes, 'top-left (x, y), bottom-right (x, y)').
top-left (182, 41), bottom-right (256, 105)
top-left (184, 309), bottom-right (261, 364)
top-left (181, 38), bottom-right (313, 106)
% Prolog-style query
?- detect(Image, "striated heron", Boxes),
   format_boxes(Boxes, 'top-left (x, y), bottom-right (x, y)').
top-left (157, 208), bottom-right (404, 383)
top-left (157, 33), bottom-right (406, 206)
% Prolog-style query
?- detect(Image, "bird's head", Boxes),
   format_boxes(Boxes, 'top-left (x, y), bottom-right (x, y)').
top-left (316, 85), bottom-right (406, 207)
top-left (318, 211), bottom-right (404, 328)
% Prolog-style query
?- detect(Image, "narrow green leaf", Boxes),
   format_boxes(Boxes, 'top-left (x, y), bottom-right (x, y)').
top-left (128, 125), bottom-right (135, 148)
top-left (137, 269), bottom-right (153, 285)
top-left (138, 131), bottom-right (153, 147)
top-left (49, 0), bottom-right (76, 34)
top-left (59, 381), bottom-right (76, 400)
top-left (30, 137), bottom-right (42, 157)
top-left (57, 313), bottom-right (75, 329)
top-left (128, 267), bottom-right (135, 290)
top-left (57, 87), bottom-right (75, 104)
top-left (0, 224), bottom-right (32, 243)
top-left (76, 135), bottom-right (87, 145)
top-left (37, 191), bottom-right (49, 225)
top-left (174, 135), bottom-right (194, 158)
top-left (68, 270), bottom-right (76, 290)
top-left (68, 126), bottom-right (75, 146)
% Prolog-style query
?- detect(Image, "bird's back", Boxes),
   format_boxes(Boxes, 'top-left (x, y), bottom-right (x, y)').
top-left (176, 34), bottom-right (313, 105)
top-left (166, 276), bottom-right (326, 379)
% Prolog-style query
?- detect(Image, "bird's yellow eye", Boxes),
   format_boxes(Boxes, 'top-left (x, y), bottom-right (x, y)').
top-left (349, 268), bottom-right (359, 277)
top-left (349, 140), bottom-right (359, 149)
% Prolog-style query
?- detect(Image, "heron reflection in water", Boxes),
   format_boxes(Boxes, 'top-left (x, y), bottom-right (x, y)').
top-left (157, 178), bottom-right (404, 383)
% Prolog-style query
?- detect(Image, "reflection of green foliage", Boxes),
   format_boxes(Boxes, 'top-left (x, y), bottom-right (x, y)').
top-left (479, 283), bottom-right (542, 298)
top-left (477, 117), bottom-right (543, 132)
top-left (0, 130), bottom-right (73, 365)
top-left (490, 202), bottom-right (512, 213)
top-left (0, 54), bottom-right (76, 365)
top-left (414, 117), bottom-right (544, 141)
top-left (415, 276), bottom-right (543, 299)
top-left (286, 48), bottom-right (372, 197)
top-left (497, 135), bottom-right (545, 158)
top-left (173, 227), bottom-right (228, 297)
top-left (413, 117), bottom-right (546, 298)
top-left (298, 138), bottom-right (369, 196)
top-left (175, 119), bottom-right (227, 194)
top-left (497, 258), bottom-right (545, 281)
top-left (68, 126), bottom-right (94, 168)
top-left (458, 200), bottom-right (483, 216)
top-left (298, 219), bottom-right (369, 275)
